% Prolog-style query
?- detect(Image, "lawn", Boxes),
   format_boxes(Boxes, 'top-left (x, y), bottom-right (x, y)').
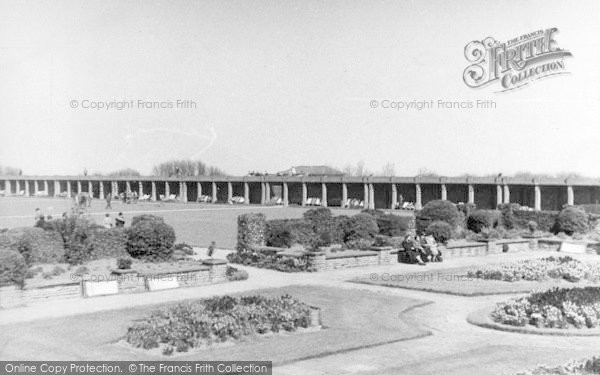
top-left (0, 285), bottom-right (430, 363)
top-left (0, 197), bottom-right (396, 249)
top-left (353, 264), bottom-right (600, 296)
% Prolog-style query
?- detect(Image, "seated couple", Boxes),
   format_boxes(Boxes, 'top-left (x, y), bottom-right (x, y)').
top-left (401, 234), bottom-right (442, 265)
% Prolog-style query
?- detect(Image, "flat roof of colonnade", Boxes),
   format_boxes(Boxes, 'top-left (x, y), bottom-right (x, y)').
top-left (2, 175), bottom-right (600, 186)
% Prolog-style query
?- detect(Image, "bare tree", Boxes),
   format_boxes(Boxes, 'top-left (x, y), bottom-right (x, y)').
top-left (379, 162), bottom-right (396, 176)
top-left (341, 161), bottom-right (373, 176)
top-left (152, 159), bottom-right (228, 177)
top-left (0, 166), bottom-right (21, 175)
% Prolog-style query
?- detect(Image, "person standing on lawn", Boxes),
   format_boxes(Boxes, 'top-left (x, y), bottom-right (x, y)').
top-left (105, 192), bottom-right (112, 209)
top-left (207, 241), bottom-right (216, 258)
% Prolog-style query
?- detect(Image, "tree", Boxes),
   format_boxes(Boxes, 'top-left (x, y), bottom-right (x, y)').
top-left (341, 161), bottom-right (372, 176)
top-left (95, 168), bottom-right (141, 177)
top-left (151, 159), bottom-right (228, 177)
top-left (0, 166), bottom-right (21, 175)
top-left (379, 162), bottom-right (396, 176)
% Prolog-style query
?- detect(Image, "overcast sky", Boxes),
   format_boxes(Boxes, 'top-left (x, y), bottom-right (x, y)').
top-left (0, 0), bottom-right (598, 176)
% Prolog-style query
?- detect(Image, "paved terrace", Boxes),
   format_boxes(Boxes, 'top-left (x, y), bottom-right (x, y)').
top-left (1, 250), bottom-right (599, 374)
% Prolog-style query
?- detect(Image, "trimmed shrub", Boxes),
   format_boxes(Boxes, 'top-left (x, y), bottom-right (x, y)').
top-left (303, 208), bottom-right (335, 246)
top-left (265, 219), bottom-right (293, 248)
top-left (376, 215), bottom-right (411, 237)
top-left (343, 213), bottom-right (379, 242)
top-left (265, 219), bottom-right (317, 249)
top-left (237, 213), bottom-right (266, 253)
top-left (117, 257), bottom-right (133, 270)
top-left (0, 248), bottom-right (27, 288)
top-left (416, 200), bottom-right (461, 233)
top-left (555, 206), bottom-right (589, 235)
top-left (332, 216), bottom-right (351, 244)
top-left (226, 266), bottom-right (249, 281)
top-left (527, 220), bottom-right (538, 234)
top-left (126, 217), bottom-right (176, 261)
top-left (467, 210), bottom-right (501, 233)
top-left (0, 227), bottom-right (64, 264)
top-left (46, 216), bottom-right (100, 265)
top-left (425, 221), bottom-right (453, 243)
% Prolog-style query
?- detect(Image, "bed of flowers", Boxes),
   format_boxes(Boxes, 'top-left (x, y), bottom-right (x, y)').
top-left (124, 294), bottom-right (316, 355)
top-left (492, 286), bottom-right (600, 329)
top-left (467, 256), bottom-right (600, 283)
top-left (513, 356), bottom-right (600, 374)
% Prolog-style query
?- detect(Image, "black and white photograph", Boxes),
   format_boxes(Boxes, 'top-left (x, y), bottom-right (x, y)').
top-left (1, 0), bottom-right (599, 374)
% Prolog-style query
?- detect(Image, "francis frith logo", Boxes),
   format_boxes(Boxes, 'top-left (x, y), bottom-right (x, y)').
top-left (463, 28), bottom-right (572, 92)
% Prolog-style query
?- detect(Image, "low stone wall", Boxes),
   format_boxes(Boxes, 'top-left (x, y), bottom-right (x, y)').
top-left (0, 282), bottom-right (81, 309)
top-left (536, 239), bottom-right (600, 255)
top-left (0, 260), bottom-right (229, 309)
top-left (303, 247), bottom-right (392, 271)
top-left (443, 242), bottom-right (488, 258)
top-left (487, 239), bottom-right (532, 254)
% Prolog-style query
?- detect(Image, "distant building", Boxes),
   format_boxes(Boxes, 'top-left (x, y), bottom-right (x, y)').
top-left (277, 165), bottom-right (344, 176)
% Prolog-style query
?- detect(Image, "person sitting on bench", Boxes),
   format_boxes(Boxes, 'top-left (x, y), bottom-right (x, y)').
top-left (419, 234), bottom-right (443, 262)
top-left (401, 235), bottom-right (426, 265)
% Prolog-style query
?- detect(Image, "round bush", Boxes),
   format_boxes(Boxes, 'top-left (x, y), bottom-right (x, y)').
top-left (467, 210), bottom-right (501, 233)
top-left (0, 248), bottom-right (27, 288)
top-left (416, 200), bottom-right (461, 233)
top-left (126, 219), bottom-right (176, 261)
top-left (425, 221), bottom-right (453, 243)
top-left (555, 207), bottom-right (589, 235)
top-left (343, 213), bottom-right (379, 242)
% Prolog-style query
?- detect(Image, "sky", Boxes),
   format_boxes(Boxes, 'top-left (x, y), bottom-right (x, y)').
top-left (0, 0), bottom-right (599, 177)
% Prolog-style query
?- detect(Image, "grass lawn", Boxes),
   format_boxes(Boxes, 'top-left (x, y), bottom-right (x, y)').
top-left (0, 285), bottom-right (430, 363)
top-left (353, 265), bottom-right (600, 296)
top-left (0, 197), bottom-right (407, 249)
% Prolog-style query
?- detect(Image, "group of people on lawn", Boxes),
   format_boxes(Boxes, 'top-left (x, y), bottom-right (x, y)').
top-left (401, 233), bottom-right (442, 265)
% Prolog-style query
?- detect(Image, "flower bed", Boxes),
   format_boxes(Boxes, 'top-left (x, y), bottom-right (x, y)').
top-left (513, 356), bottom-right (600, 374)
top-left (492, 286), bottom-right (600, 329)
top-left (124, 294), bottom-right (318, 355)
top-left (468, 256), bottom-right (600, 283)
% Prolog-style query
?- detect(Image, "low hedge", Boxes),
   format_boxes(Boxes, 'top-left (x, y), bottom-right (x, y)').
top-left (125, 294), bottom-right (313, 355)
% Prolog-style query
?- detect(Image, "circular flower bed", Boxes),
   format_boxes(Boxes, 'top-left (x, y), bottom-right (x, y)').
top-left (467, 256), bottom-right (600, 283)
top-left (125, 294), bottom-right (315, 355)
top-left (492, 287), bottom-right (600, 329)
